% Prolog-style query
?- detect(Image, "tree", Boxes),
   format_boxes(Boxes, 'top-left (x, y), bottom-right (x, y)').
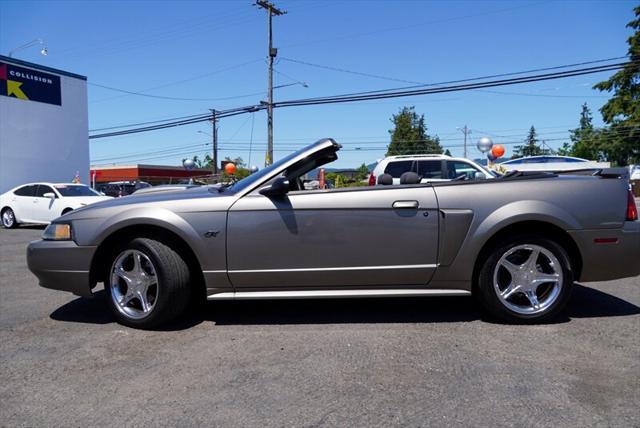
top-left (224, 156), bottom-right (246, 168)
top-left (592, 6), bottom-right (640, 165)
top-left (386, 106), bottom-right (443, 156)
top-left (567, 103), bottom-right (605, 161)
top-left (512, 126), bottom-right (545, 158)
top-left (355, 163), bottom-right (369, 181)
top-left (444, 149), bottom-right (452, 156)
top-left (182, 154), bottom-right (212, 169)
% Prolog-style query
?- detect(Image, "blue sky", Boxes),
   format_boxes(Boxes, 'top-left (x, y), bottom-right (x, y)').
top-left (0, 0), bottom-right (636, 168)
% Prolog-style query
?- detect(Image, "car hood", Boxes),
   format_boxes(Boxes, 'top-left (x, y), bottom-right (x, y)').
top-left (68, 196), bottom-right (113, 206)
top-left (61, 185), bottom-right (233, 220)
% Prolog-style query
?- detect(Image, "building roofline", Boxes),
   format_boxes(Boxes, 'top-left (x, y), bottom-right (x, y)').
top-left (91, 164), bottom-right (212, 172)
top-left (0, 55), bottom-right (87, 81)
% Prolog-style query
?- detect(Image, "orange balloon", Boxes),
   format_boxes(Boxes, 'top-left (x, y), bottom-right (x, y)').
top-left (491, 144), bottom-right (505, 158)
top-left (224, 163), bottom-right (237, 175)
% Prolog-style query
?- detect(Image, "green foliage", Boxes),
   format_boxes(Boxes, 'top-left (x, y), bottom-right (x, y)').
top-left (224, 156), bottom-right (246, 168)
top-left (355, 163), bottom-right (370, 181)
top-left (444, 149), bottom-right (452, 156)
top-left (512, 126), bottom-right (545, 158)
top-left (591, 6), bottom-right (640, 165)
top-left (567, 103), bottom-right (606, 161)
top-left (182, 154), bottom-right (213, 169)
top-left (386, 106), bottom-right (443, 156)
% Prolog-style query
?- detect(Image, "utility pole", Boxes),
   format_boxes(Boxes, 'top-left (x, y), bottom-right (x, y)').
top-left (458, 125), bottom-right (471, 158)
top-left (210, 109), bottom-right (218, 174)
top-left (256, 0), bottom-right (286, 166)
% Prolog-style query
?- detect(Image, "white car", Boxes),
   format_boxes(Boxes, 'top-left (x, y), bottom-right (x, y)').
top-left (370, 154), bottom-right (494, 185)
top-left (500, 155), bottom-right (610, 172)
top-left (0, 183), bottom-right (112, 228)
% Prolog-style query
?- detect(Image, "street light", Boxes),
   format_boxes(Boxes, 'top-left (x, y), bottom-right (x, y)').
top-left (273, 81), bottom-right (308, 90)
top-left (8, 38), bottom-right (48, 58)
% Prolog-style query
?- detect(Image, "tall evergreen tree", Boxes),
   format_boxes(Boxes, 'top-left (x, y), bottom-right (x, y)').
top-left (386, 106), bottom-right (443, 156)
top-left (569, 103), bottom-right (604, 160)
top-left (592, 6), bottom-right (640, 165)
top-left (512, 126), bottom-right (545, 158)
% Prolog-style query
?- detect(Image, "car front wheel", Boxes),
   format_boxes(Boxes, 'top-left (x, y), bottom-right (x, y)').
top-left (106, 237), bottom-right (191, 329)
top-left (1, 208), bottom-right (17, 229)
top-left (477, 236), bottom-right (573, 323)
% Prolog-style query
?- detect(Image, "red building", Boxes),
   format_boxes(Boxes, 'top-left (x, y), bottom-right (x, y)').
top-left (90, 164), bottom-right (213, 185)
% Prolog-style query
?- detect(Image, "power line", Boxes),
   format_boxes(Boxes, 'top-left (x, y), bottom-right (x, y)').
top-left (89, 59), bottom-right (264, 103)
top-left (280, 56), bottom-right (628, 99)
top-left (87, 58), bottom-right (636, 140)
top-left (89, 106), bottom-right (263, 139)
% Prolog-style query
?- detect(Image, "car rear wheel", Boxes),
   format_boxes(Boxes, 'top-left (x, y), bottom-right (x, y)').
top-left (477, 236), bottom-right (573, 323)
top-left (1, 208), bottom-right (17, 229)
top-left (106, 237), bottom-right (191, 329)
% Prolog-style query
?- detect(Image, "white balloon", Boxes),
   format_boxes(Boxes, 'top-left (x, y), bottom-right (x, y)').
top-left (477, 137), bottom-right (493, 153)
top-left (182, 159), bottom-right (195, 170)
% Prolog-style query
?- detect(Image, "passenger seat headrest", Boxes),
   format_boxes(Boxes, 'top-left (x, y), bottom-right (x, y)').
top-left (377, 174), bottom-right (393, 185)
top-left (400, 171), bottom-right (421, 185)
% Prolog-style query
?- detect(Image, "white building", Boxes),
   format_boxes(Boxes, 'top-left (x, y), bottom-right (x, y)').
top-left (0, 55), bottom-right (88, 193)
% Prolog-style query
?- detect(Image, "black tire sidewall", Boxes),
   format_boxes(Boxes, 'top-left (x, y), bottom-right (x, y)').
top-left (478, 235), bottom-right (574, 323)
top-left (105, 237), bottom-right (190, 329)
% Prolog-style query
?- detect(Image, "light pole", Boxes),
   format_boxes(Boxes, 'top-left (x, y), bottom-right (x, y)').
top-left (8, 38), bottom-right (48, 58)
top-left (456, 126), bottom-right (471, 158)
top-left (197, 129), bottom-right (217, 174)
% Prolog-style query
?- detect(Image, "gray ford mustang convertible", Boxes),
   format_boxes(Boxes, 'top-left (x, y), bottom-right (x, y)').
top-left (27, 139), bottom-right (640, 328)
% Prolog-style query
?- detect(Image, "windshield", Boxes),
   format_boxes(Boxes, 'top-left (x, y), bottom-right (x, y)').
top-left (54, 184), bottom-right (100, 197)
top-left (225, 145), bottom-right (318, 193)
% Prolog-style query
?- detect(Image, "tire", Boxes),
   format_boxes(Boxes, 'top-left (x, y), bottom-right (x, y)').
top-left (61, 208), bottom-right (73, 216)
top-left (105, 237), bottom-right (191, 329)
top-left (1, 208), bottom-right (17, 229)
top-left (477, 235), bottom-right (573, 323)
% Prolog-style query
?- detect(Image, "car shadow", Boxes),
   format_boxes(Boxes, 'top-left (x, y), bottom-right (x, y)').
top-left (49, 283), bottom-right (639, 331)
top-left (17, 225), bottom-right (47, 230)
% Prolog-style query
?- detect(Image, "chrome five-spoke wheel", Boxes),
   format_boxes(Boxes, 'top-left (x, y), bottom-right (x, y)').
top-left (493, 244), bottom-right (563, 315)
top-left (110, 249), bottom-right (159, 320)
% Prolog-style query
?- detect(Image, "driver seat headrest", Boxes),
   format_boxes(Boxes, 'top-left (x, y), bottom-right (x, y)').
top-left (400, 171), bottom-right (422, 185)
top-left (377, 174), bottom-right (393, 185)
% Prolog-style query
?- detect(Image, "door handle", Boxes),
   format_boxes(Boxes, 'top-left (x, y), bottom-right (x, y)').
top-left (393, 200), bottom-right (419, 209)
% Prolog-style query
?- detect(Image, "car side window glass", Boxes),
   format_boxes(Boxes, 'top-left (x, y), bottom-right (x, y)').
top-left (416, 160), bottom-right (443, 179)
top-left (14, 185), bottom-right (37, 197)
top-left (383, 160), bottom-right (413, 178)
top-left (447, 161), bottom-right (481, 179)
top-left (34, 185), bottom-right (55, 198)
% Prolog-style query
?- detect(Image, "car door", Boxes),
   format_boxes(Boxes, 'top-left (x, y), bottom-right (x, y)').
top-left (32, 185), bottom-right (59, 222)
top-left (226, 185), bottom-right (439, 289)
top-left (9, 185), bottom-right (38, 222)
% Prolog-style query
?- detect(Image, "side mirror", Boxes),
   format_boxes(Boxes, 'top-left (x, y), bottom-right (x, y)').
top-left (259, 177), bottom-right (290, 197)
top-left (474, 172), bottom-right (487, 180)
top-left (43, 192), bottom-right (56, 199)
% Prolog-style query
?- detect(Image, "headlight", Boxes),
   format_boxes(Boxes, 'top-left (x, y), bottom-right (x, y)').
top-left (42, 223), bottom-right (72, 241)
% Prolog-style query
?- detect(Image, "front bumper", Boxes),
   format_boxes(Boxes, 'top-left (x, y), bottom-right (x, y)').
top-left (26, 240), bottom-right (97, 297)
top-left (569, 221), bottom-right (640, 282)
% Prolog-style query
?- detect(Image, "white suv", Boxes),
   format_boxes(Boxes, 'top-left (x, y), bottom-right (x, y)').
top-left (370, 154), bottom-right (494, 185)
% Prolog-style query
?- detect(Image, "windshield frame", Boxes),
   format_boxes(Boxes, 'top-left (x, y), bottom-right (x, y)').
top-left (219, 139), bottom-right (339, 195)
top-left (53, 184), bottom-right (101, 197)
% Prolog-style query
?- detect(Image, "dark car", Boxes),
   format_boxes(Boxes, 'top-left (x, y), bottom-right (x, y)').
top-left (96, 181), bottom-right (151, 197)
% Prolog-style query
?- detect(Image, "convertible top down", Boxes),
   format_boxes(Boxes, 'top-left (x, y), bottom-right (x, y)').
top-left (27, 139), bottom-right (640, 328)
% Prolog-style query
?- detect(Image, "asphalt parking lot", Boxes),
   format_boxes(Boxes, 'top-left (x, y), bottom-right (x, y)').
top-left (1, 227), bottom-right (638, 427)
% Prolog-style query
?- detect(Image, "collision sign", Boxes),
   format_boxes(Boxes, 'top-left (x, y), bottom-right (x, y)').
top-left (0, 61), bottom-right (61, 106)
